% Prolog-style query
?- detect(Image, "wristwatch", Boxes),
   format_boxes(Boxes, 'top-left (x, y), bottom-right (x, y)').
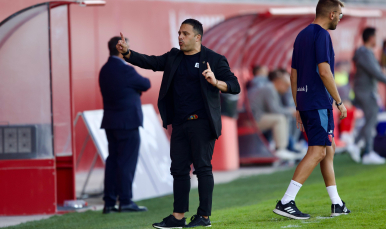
top-left (122, 49), bottom-right (130, 56)
top-left (335, 101), bottom-right (343, 107)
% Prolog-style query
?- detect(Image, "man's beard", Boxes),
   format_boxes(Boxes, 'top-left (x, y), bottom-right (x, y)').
top-left (180, 43), bottom-right (193, 52)
top-left (329, 19), bottom-right (338, 30)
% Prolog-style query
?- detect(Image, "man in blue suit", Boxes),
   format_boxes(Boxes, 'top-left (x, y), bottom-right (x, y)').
top-left (99, 36), bottom-right (151, 214)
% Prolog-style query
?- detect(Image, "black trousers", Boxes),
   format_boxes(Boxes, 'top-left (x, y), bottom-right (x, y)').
top-left (171, 119), bottom-right (216, 216)
top-left (103, 128), bottom-right (140, 206)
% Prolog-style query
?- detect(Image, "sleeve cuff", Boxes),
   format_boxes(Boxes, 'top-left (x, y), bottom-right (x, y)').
top-left (225, 82), bottom-right (231, 93)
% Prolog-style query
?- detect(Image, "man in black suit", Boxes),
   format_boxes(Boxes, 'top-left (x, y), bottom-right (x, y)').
top-left (99, 36), bottom-right (151, 214)
top-left (117, 19), bottom-right (240, 228)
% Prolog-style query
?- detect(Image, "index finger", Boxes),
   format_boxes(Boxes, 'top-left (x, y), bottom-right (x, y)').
top-left (207, 62), bottom-right (211, 71)
top-left (120, 32), bottom-right (125, 42)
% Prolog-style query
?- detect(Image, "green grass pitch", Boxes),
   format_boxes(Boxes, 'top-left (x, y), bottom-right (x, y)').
top-left (7, 154), bottom-right (386, 228)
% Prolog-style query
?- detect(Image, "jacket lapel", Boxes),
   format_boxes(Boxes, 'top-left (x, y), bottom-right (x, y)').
top-left (199, 45), bottom-right (208, 89)
top-left (166, 51), bottom-right (183, 92)
top-left (199, 45), bottom-right (210, 96)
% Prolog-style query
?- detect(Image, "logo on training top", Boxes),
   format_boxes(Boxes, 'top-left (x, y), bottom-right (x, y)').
top-left (297, 85), bottom-right (308, 92)
top-left (195, 63), bottom-right (199, 68)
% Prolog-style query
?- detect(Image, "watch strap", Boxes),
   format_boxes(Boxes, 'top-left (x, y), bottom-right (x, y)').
top-left (122, 49), bottom-right (130, 56)
top-left (336, 101), bottom-right (343, 107)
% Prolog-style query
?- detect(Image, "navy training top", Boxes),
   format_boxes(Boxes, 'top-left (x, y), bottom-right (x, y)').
top-left (172, 52), bottom-right (207, 125)
top-left (292, 24), bottom-right (335, 111)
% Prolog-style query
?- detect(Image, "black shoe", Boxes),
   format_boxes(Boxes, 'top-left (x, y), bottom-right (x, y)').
top-left (185, 215), bottom-right (211, 227)
top-left (331, 201), bottom-right (351, 217)
top-left (273, 200), bottom-right (310, 220)
top-left (152, 215), bottom-right (186, 228)
top-left (102, 205), bottom-right (119, 214)
top-left (120, 202), bottom-right (148, 212)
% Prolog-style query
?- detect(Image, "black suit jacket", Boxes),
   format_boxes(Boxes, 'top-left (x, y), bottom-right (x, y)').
top-left (125, 45), bottom-right (240, 138)
top-left (99, 56), bottom-right (151, 130)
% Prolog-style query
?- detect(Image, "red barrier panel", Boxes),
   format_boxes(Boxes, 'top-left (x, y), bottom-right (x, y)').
top-left (340, 106), bottom-right (356, 133)
top-left (212, 116), bottom-right (239, 171)
top-left (0, 160), bottom-right (56, 216)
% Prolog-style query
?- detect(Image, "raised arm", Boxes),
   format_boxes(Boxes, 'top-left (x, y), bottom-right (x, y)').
top-left (116, 32), bottom-right (168, 72)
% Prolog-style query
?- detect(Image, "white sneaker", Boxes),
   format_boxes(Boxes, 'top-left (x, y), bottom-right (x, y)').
top-left (275, 149), bottom-right (303, 160)
top-left (362, 151), bottom-right (386, 165)
top-left (347, 144), bottom-right (361, 163)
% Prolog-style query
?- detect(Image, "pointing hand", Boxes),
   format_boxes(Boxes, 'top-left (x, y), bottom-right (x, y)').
top-left (202, 62), bottom-right (217, 86)
top-left (116, 32), bottom-right (129, 54)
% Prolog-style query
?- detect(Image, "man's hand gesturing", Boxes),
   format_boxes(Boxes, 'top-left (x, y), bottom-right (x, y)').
top-left (116, 32), bottom-right (129, 54)
top-left (202, 62), bottom-right (217, 86)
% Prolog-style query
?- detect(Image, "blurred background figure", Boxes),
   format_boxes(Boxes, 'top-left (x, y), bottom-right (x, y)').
top-left (353, 27), bottom-right (386, 164)
top-left (246, 65), bottom-right (269, 91)
top-left (381, 40), bottom-right (386, 69)
top-left (334, 61), bottom-right (360, 162)
top-left (99, 36), bottom-right (151, 213)
top-left (278, 69), bottom-right (295, 108)
top-left (278, 68), bottom-right (304, 154)
top-left (248, 70), bottom-right (301, 160)
top-left (335, 61), bottom-right (351, 102)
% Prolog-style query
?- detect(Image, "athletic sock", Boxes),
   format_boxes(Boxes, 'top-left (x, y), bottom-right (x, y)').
top-left (326, 185), bottom-right (343, 206)
top-left (281, 180), bottom-right (302, 205)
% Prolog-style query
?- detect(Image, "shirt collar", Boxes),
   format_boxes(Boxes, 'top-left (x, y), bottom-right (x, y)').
top-left (111, 55), bottom-right (127, 64)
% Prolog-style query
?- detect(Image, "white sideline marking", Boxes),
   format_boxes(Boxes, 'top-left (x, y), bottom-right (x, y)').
top-left (316, 216), bottom-right (333, 219)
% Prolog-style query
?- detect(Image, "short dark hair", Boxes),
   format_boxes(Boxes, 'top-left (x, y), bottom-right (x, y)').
top-left (316, 0), bottom-right (345, 18)
top-left (268, 70), bottom-right (282, 82)
top-left (362, 27), bottom-right (376, 43)
top-left (277, 68), bottom-right (288, 75)
top-left (252, 65), bottom-right (262, 76)
top-left (182, 18), bottom-right (203, 40)
top-left (108, 36), bottom-right (128, 56)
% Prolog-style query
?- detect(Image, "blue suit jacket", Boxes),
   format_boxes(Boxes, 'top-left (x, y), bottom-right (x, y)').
top-left (99, 56), bottom-right (151, 130)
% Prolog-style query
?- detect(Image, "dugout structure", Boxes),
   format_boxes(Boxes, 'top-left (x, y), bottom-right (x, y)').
top-left (203, 7), bottom-right (384, 164)
top-left (0, 1), bottom-right (105, 216)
